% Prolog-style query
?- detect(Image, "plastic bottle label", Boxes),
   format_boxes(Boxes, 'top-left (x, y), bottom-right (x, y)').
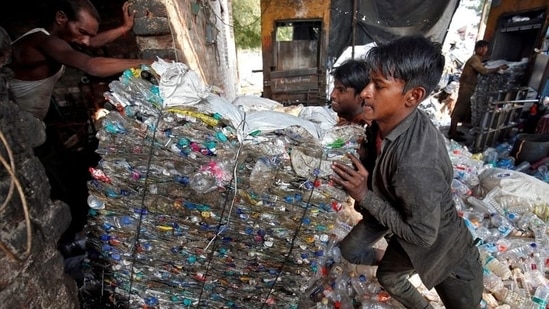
top-left (531, 297), bottom-right (547, 309)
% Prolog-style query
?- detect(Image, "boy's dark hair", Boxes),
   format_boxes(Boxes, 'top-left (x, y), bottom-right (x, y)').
top-left (331, 59), bottom-right (370, 95)
top-left (43, 0), bottom-right (101, 26)
top-left (366, 35), bottom-right (444, 97)
top-left (474, 40), bottom-right (489, 50)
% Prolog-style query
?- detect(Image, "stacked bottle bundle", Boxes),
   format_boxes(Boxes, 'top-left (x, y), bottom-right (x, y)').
top-left (83, 65), bottom-right (362, 308)
top-left (471, 61), bottom-right (527, 128)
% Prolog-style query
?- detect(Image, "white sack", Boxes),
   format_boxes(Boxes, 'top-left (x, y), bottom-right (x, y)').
top-left (477, 168), bottom-right (549, 213)
top-left (232, 95), bottom-right (283, 113)
top-left (152, 59), bottom-right (210, 107)
top-left (244, 110), bottom-right (321, 140)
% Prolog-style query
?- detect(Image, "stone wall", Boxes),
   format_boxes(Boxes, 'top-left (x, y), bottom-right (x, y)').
top-left (0, 28), bottom-right (78, 309)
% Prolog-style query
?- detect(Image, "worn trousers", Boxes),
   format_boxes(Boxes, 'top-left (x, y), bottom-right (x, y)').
top-left (339, 219), bottom-right (483, 309)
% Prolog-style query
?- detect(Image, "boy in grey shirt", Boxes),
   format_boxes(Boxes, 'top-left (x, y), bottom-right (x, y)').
top-left (331, 35), bottom-right (483, 309)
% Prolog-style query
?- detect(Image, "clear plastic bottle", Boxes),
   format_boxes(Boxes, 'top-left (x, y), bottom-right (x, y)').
top-left (467, 196), bottom-right (504, 215)
top-left (332, 269), bottom-right (353, 300)
top-left (531, 285), bottom-right (549, 309)
top-left (350, 273), bottom-right (369, 299)
top-left (483, 147), bottom-right (498, 166)
top-left (517, 213), bottom-right (539, 231)
top-left (360, 300), bottom-right (393, 309)
top-left (494, 287), bottom-right (537, 308)
top-left (502, 198), bottom-right (534, 215)
top-left (332, 216), bottom-right (354, 241)
top-left (326, 288), bottom-right (354, 309)
top-left (535, 165), bottom-right (549, 182)
top-left (490, 213), bottom-right (514, 237)
top-left (483, 269), bottom-right (504, 293)
top-left (480, 250), bottom-right (511, 280)
top-left (528, 215), bottom-right (547, 246)
top-left (510, 267), bottom-right (531, 294)
top-left (524, 266), bottom-right (548, 289)
top-left (506, 212), bottom-right (520, 223)
top-left (451, 179), bottom-right (471, 198)
top-left (501, 242), bottom-right (536, 260)
top-left (453, 195), bottom-right (467, 212)
top-left (475, 225), bottom-right (498, 243)
top-left (514, 161), bottom-right (531, 173)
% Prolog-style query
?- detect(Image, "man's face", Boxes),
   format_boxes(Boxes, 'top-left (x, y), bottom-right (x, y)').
top-left (66, 10), bottom-right (99, 48)
top-left (477, 45), bottom-right (489, 57)
top-left (330, 80), bottom-right (363, 116)
top-left (360, 70), bottom-right (408, 124)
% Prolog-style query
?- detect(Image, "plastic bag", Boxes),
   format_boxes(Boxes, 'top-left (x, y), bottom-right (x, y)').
top-left (477, 168), bottom-right (549, 218)
top-left (152, 59), bottom-right (211, 107)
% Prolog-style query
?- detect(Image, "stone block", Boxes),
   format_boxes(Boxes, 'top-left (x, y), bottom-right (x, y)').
top-left (134, 17), bottom-right (171, 36)
top-left (141, 49), bottom-right (179, 61)
top-left (132, 0), bottom-right (168, 18)
top-left (136, 35), bottom-right (173, 50)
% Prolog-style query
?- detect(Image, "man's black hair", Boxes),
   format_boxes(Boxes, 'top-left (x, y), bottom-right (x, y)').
top-left (366, 34), bottom-right (444, 97)
top-left (474, 40), bottom-right (489, 50)
top-left (43, 0), bottom-right (101, 26)
top-left (331, 59), bottom-right (370, 95)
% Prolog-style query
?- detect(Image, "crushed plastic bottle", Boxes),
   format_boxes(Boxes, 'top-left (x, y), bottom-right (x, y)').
top-left (490, 213), bottom-right (514, 237)
top-left (87, 194), bottom-right (105, 210)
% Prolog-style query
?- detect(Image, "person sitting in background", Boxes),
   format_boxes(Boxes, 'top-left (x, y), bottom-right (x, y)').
top-left (331, 35), bottom-right (483, 309)
top-left (448, 40), bottom-right (508, 141)
top-left (8, 0), bottom-right (154, 122)
top-left (330, 59), bottom-right (371, 127)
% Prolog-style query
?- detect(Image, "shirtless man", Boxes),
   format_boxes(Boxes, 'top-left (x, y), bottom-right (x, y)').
top-left (7, 0), bottom-right (154, 246)
top-left (8, 0), bottom-right (154, 121)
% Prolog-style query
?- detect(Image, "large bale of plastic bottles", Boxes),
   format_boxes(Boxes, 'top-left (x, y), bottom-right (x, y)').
top-left (82, 61), bottom-right (366, 308)
top-left (82, 59), bottom-right (549, 309)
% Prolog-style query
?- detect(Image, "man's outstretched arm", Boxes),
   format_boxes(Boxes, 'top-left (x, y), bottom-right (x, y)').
top-left (89, 1), bottom-right (135, 48)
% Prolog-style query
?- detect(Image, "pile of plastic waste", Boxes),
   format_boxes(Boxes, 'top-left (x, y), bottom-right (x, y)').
top-left (81, 60), bottom-right (369, 308)
top-left (80, 59), bottom-right (549, 308)
top-left (448, 139), bottom-right (549, 309)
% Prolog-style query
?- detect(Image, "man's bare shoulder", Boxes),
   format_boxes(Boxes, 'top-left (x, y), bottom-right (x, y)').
top-left (9, 31), bottom-right (62, 76)
top-left (11, 31), bottom-right (71, 64)
top-left (12, 31), bottom-right (54, 50)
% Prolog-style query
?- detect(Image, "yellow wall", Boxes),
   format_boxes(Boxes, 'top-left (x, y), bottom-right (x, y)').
top-left (260, 0), bottom-right (331, 73)
top-left (261, 0), bottom-right (332, 36)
